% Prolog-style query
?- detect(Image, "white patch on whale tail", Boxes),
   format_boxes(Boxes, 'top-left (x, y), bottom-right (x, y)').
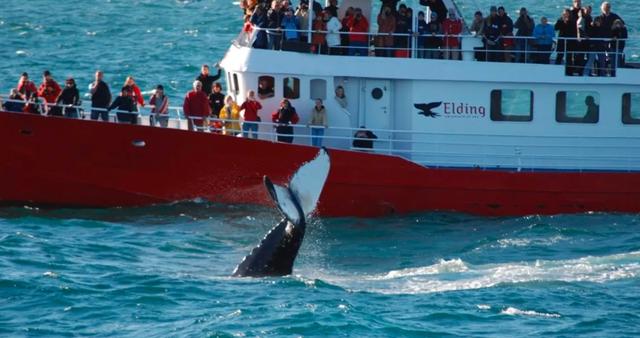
top-left (265, 148), bottom-right (331, 223)
top-left (288, 148), bottom-right (331, 218)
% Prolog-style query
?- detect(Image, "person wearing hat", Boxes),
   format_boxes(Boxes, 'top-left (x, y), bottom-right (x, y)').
top-left (55, 77), bottom-right (81, 118)
top-left (108, 86), bottom-right (137, 124)
top-left (37, 70), bottom-right (62, 114)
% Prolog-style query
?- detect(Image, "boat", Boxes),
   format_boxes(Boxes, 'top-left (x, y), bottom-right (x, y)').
top-left (1, 0), bottom-right (639, 217)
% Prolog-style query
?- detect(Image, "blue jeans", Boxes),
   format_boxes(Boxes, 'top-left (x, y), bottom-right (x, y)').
top-left (311, 127), bottom-right (324, 147)
top-left (242, 122), bottom-right (258, 139)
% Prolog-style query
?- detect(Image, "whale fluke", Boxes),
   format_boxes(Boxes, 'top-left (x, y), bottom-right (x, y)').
top-left (232, 148), bottom-right (331, 277)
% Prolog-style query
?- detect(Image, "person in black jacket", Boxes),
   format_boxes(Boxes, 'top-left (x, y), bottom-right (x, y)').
top-left (3, 89), bottom-right (25, 113)
top-left (90, 71), bottom-right (111, 121)
top-left (208, 82), bottom-right (225, 118)
top-left (56, 78), bottom-right (81, 118)
top-left (271, 99), bottom-right (300, 143)
top-left (196, 64), bottom-right (221, 96)
top-left (108, 86), bottom-right (137, 124)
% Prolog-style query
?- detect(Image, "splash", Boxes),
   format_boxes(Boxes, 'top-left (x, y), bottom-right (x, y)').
top-left (323, 251), bottom-right (640, 294)
top-left (501, 307), bottom-right (561, 318)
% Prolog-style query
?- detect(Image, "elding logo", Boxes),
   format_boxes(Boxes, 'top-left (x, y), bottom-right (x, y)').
top-left (414, 102), bottom-right (442, 118)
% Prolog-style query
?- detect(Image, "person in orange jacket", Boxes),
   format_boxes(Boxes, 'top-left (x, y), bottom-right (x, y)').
top-left (37, 70), bottom-right (62, 114)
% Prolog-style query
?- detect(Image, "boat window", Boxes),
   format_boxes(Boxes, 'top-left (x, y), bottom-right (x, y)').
top-left (232, 73), bottom-right (239, 95)
top-left (258, 76), bottom-right (275, 99)
top-left (310, 79), bottom-right (327, 100)
top-left (622, 93), bottom-right (640, 124)
top-left (283, 77), bottom-right (300, 99)
top-left (490, 89), bottom-right (533, 122)
top-left (371, 88), bottom-right (384, 100)
top-left (556, 91), bottom-right (599, 123)
top-left (227, 73), bottom-right (234, 93)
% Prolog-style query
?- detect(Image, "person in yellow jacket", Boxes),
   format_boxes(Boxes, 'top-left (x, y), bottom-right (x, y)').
top-left (219, 95), bottom-right (241, 136)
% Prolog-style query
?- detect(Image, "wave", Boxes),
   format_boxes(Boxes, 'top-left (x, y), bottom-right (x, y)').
top-left (500, 307), bottom-right (561, 318)
top-left (320, 251), bottom-right (640, 295)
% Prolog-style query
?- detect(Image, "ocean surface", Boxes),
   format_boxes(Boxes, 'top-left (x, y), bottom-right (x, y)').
top-left (1, 1), bottom-right (640, 337)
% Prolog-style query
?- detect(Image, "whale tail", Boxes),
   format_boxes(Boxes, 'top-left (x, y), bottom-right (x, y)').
top-left (232, 148), bottom-right (331, 277)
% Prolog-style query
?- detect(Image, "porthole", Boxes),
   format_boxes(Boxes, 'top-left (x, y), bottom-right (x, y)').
top-left (371, 88), bottom-right (383, 100)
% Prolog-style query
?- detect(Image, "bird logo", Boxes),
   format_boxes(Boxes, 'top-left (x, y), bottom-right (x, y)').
top-left (415, 102), bottom-right (442, 118)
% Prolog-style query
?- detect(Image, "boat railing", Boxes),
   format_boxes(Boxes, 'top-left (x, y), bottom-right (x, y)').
top-left (238, 26), bottom-right (637, 74)
top-left (3, 97), bottom-right (640, 171)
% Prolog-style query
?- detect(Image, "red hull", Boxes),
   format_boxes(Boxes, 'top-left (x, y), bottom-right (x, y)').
top-left (1, 111), bottom-right (639, 217)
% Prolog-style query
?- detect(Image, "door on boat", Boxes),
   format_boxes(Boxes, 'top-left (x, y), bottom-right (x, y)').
top-left (362, 79), bottom-right (392, 152)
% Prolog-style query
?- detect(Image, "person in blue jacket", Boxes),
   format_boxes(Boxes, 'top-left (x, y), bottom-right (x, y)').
top-left (533, 16), bottom-right (555, 64)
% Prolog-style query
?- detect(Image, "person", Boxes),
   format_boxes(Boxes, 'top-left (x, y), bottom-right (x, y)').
top-left (352, 126), bottom-right (377, 149)
top-left (196, 64), bottom-right (222, 97)
top-left (4, 89), bottom-right (25, 113)
top-left (258, 77), bottom-right (275, 99)
top-left (219, 95), bottom-right (242, 136)
top-left (124, 76), bottom-right (144, 110)
top-left (347, 8), bottom-right (369, 56)
top-left (38, 70), bottom-right (62, 115)
top-left (271, 99), bottom-right (299, 143)
top-left (55, 78), bottom-right (81, 118)
top-left (266, 0), bottom-right (284, 50)
top-left (281, 7), bottom-right (300, 42)
top-left (598, 2), bottom-right (624, 74)
top-left (532, 17), bottom-right (554, 64)
top-left (514, 7), bottom-right (534, 63)
top-left (497, 6), bottom-right (514, 62)
top-left (208, 82), bottom-right (225, 118)
top-left (17, 72), bottom-right (38, 101)
top-left (424, 0), bottom-right (447, 23)
top-left (482, 6), bottom-right (502, 62)
top-left (585, 95), bottom-right (599, 122)
top-left (393, 5), bottom-right (411, 58)
top-left (308, 99), bottom-right (328, 147)
top-left (375, 6), bottom-right (395, 57)
top-left (588, 16), bottom-right (608, 76)
top-left (339, 7), bottom-right (354, 55)
top-left (423, 12), bottom-right (442, 59)
top-left (611, 19), bottom-right (628, 71)
top-left (442, 9), bottom-right (462, 60)
top-left (108, 86), bottom-right (137, 124)
top-left (183, 80), bottom-right (211, 131)
top-left (239, 90), bottom-right (263, 138)
top-left (325, 9), bottom-right (342, 55)
top-left (325, 0), bottom-right (338, 18)
top-left (470, 11), bottom-right (484, 36)
top-left (250, 5), bottom-right (268, 49)
top-left (90, 70), bottom-right (111, 121)
top-left (415, 11), bottom-right (428, 59)
top-left (554, 9), bottom-right (574, 68)
top-left (295, 0), bottom-right (311, 42)
top-left (149, 85), bottom-right (169, 127)
top-left (335, 85), bottom-right (347, 109)
top-left (311, 10), bottom-right (327, 54)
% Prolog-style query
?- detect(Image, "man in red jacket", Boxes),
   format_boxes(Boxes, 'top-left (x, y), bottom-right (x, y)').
top-left (17, 72), bottom-right (38, 101)
top-left (37, 70), bottom-right (62, 114)
top-left (347, 8), bottom-right (369, 56)
top-left (183, 80), bottom-right (211, 131)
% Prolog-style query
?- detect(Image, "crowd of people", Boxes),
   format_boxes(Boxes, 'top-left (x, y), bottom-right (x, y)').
top-left (239, 0), bottom-right (629, 75)
top-left (1, 64), bottom-right (369, 147)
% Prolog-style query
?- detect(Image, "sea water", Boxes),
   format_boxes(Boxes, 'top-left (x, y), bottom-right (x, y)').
top-left (1, 1), bottom-right (640, 336)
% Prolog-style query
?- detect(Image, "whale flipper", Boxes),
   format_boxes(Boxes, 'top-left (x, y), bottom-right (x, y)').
top-left (232, 148), bottom-right (331, 277)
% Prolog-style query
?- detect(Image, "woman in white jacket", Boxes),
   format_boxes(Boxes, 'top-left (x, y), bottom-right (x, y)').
top-left (325, 11), bottom-right (342, 55)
